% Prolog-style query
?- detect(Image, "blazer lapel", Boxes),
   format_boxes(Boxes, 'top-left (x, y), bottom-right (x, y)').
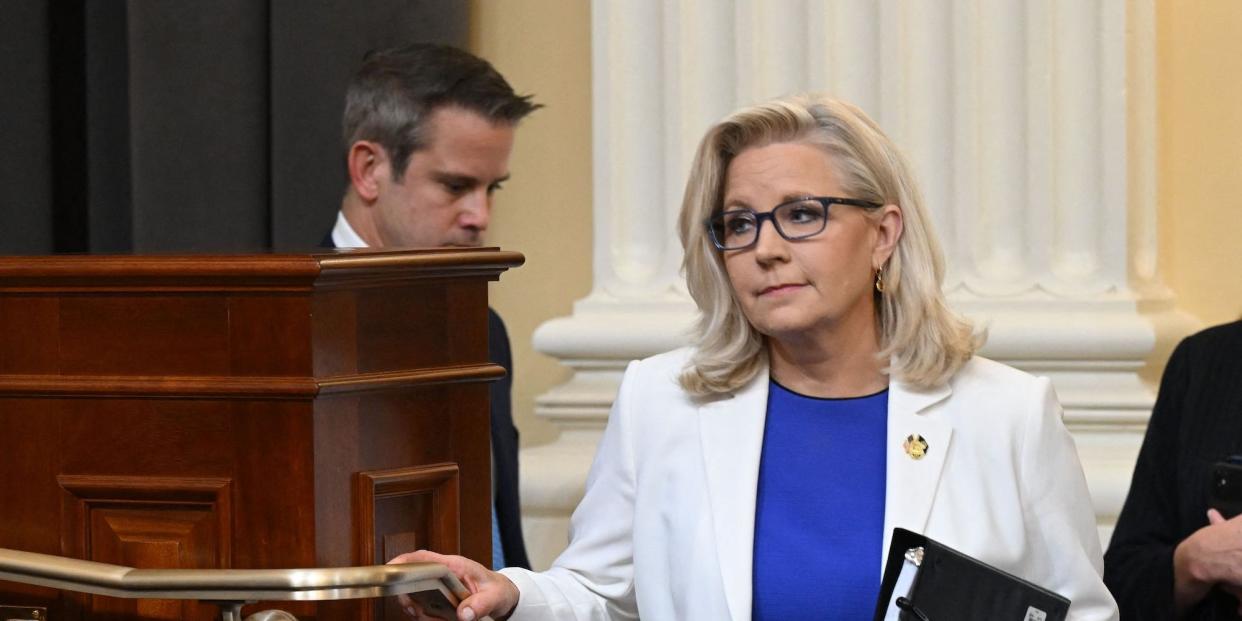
top-left (698, 372), bottom-right (769, 621)
top-left (882, 378), bottom-right (953, 562)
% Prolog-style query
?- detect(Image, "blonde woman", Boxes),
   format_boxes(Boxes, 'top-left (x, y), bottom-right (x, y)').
top-left (393, 94), bottom-right (1118, 620)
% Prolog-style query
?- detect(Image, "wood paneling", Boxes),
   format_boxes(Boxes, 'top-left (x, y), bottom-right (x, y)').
top-left (58, 475), bottom-right (231, 620)
top-left (58, 295), bottom-right (231, 376)
top-left (354, 464), bottom-right (460, 621)
top-left (0, 248), bottom-right (523, 620)
top-left (227, 294), bottom-right (313, 377)
top-left (354, 463), bottom-right (461, 565)
top-left (0, 295), bottom-right (59, 374)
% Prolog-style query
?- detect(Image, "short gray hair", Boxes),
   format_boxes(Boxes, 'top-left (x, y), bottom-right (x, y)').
top-left (342, 43), bottom-right (540, 180)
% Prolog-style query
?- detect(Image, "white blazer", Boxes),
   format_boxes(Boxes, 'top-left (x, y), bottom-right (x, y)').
top-left (502, 348), bottom-right (1118, 620)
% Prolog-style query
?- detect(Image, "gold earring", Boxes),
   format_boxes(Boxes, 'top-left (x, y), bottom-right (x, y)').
top-left (874, 267), bottom-right (885, 293)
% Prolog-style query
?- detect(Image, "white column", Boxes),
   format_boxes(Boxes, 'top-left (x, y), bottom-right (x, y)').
top-left (521, 0), bottom-right (1191, 569)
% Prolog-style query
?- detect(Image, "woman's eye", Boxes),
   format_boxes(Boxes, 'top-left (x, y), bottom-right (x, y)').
top-left (726, 217), bottom-right (755, 235)
top-left (787, 205), bottom-right (824, 223)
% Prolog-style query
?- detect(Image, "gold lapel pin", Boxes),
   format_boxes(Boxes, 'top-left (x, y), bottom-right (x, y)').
top-left (903, 434), bottom-right (929, 460)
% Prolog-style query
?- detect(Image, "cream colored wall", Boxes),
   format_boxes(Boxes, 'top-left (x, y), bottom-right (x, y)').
top-left (469, 1), bottom-right (592, 447)
top-left (1157, 0), bottom-right (1242, 327)
top-left (472, 0), bottom-right (1242, 449)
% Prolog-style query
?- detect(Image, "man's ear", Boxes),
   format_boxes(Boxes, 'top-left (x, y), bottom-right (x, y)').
top-left (347, 141), bottom-right (389, 203)
top-left (873, 204), bottom-right (904, 268)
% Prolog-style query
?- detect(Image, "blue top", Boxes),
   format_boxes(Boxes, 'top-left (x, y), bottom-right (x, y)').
top-left (752, 380), bottom-right (888, 621)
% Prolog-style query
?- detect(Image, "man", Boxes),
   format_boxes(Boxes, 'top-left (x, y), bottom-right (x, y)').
top-left (325, 43), bottom-right (539, 570)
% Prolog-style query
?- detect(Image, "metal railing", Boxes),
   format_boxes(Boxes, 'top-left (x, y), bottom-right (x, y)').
top-left (0, 547), bottom-right (469, 620)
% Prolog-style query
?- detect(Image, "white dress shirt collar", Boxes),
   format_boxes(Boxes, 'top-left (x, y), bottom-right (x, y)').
top-left (331, 211), bottom-right (369, 248)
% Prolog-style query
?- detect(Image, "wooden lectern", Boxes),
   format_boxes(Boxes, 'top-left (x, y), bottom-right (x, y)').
top-left (0, 247), bottom-right (523, 620)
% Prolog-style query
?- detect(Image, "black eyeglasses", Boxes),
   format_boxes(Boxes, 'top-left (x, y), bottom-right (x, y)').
top-left (705, 196), bottom-right (882, 251)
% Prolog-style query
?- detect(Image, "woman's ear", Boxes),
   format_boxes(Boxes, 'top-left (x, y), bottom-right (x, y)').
top-left (346, 141), bottom-right (390, 203)
top-left (872, 204), bottom-right (904, 268)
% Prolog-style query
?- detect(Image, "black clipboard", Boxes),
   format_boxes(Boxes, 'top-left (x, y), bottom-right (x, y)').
top-left (872, 528), bottom-right (1070, 621)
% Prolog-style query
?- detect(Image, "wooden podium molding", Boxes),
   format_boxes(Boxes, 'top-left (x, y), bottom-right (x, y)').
top-left (353, 463), bottom-right (461, 567)
top-left (354, 463), bottom-right (461, 621)
top-left (0, 247), bottom-right (522, 620)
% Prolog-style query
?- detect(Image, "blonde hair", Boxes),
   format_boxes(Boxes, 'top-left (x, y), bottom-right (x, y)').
top-left (677, 94), bottom-right (981, 396)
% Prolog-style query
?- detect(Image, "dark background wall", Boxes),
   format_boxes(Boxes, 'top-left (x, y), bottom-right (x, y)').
top-left (0, 0), bottom-right (466, 254)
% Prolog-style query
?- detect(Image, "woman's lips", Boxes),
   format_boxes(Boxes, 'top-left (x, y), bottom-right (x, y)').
top-left (759, 283), bottom-right (804, 296)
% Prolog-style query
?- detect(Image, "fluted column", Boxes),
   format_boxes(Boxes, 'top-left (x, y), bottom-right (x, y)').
top-left (521, 0), bottom-right (1190, 570)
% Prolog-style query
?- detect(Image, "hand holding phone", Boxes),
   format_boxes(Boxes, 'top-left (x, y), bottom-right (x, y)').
top-left (1209, 456), bottom-right (1242, 519)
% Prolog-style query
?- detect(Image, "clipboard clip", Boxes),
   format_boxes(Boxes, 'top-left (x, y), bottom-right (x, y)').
top-left (895, 596), bottom-right (931, 621)
top-left (884, 547), bottom-right (930, 621)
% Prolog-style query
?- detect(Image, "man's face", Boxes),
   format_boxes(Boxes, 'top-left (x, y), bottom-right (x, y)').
top-left (370, 106), bottom-right (516, 248)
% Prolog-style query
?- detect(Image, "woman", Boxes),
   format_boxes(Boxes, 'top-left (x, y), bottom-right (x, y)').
top-left (394, 94), bottom-right (1118, 620)
top-left (1105, 320), bottom-right (1242, 620)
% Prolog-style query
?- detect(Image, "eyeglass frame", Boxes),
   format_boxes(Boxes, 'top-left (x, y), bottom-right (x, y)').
top-left (704, 196), bottom-right (883, 251)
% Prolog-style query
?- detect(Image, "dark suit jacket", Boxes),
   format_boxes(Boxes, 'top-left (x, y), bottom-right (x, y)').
top-left (322, 232), bottom-right (530, 569)
top-left (1104, 320), bottom-right (1242, 620)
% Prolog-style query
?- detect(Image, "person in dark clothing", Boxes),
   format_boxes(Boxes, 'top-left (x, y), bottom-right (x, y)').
top-left (326, 42), bottom-right (540, 570)
top-left (1105, 320), bottom-right (1242, 619)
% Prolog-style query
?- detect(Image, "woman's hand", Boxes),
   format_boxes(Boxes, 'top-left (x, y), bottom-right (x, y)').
top-left (388, 550), bottom-right (521, 621)
top-left (1173, 509), bottom-right (1242, 614)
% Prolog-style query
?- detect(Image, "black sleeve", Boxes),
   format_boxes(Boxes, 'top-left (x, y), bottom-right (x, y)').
top-left (1103, 336), bottom-right (1193, 620)
top-left (487, 308), bottom-right (530, 569)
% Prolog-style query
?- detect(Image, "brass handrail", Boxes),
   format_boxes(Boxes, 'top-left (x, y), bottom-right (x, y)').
top-left (0, 546), bottom-right (468, 617)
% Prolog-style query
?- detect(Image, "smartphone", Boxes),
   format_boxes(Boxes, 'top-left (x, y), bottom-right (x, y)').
top-left (1209, 457), bottom-right (1242, 519)
top-left (396, 573), bottom-right (493, 621)
top-left (403, 588), bottom-right (460, 620)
